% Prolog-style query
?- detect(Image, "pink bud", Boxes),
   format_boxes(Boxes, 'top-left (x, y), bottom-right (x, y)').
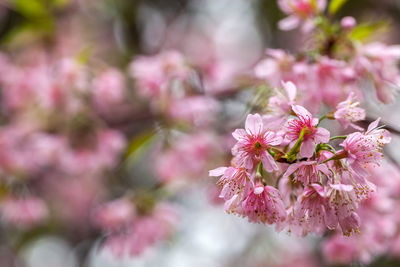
top-left (341, 16), bottom-right (356, 30)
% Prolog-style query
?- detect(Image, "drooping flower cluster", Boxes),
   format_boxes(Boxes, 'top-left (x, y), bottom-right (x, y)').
top-left (1, 0), bottom-right (400, 265)
top-left (320, 161), bottom-right (400, 265)
top-left (211, 82), bottom-right (391, 236)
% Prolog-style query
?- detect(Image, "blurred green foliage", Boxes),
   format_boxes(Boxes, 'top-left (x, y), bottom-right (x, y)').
top-left (328, 0), bottom-right (349, 15)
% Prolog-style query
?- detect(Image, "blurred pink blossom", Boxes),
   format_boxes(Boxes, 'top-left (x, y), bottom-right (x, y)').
top-left (0, 197), bottom-right (48, 229)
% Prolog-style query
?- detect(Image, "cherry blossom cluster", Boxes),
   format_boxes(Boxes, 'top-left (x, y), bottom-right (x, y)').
top-left (210, 81), bottom-right (391, 236)
top-left (0, 55), bottom-right (128, 230)
top-left (1, 0), bottom-right (400, 265)
top-left (255, 0), bottom-right (400, 112)
top-left (320, 161), bottom-right (400, 264)
top-left (129, 51), bottom-right (220, 127)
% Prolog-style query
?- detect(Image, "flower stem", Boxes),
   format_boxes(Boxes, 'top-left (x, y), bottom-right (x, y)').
top-left (320, 150), bottom-right (347, 164)
top-left (317, 112), bottom-right (335, 127)
top-left (284, 128), bottom-right (305, 162)
top-left (329, 135), bottom-right (347, 141)
top-left (256, 162), bottom-right (263, 178)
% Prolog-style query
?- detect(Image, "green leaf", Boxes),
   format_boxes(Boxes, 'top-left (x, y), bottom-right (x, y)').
top-left (1, 20), bottom-right (54, 47)
top-left (124, 131), bottom-right (156, 166)
top-left (349, 22), bottom-right (386, 42)
top-left (51, 0), bottom-right (70, 8)
top-left (328, 0), bottom-right (348, 15)
top-left (13, 0), bottom-right (49, 18)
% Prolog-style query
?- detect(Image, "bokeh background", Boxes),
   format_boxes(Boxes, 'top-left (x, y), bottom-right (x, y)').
top-left (1, 0), bottom-right (400, 266)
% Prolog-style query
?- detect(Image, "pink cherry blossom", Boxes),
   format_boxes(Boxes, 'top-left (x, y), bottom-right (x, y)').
top-left (263, 81), bottom-right (298, 130)
top-left (293, 184), bottom-right (334, 234)
top-left (209, 166), bottom-right (253, 202)
top-left (240, 184), bottom-right (286, 225)
top-left (129, 50), bottom-right (188, 100)
top-left (341, 118), bottom-right (391, 172)
top-left (315, 57), bottom-right (358, 108)
top-left (333, 166), bottom-right (376, 202)
top-left (286, 105), bottom-right (330, 158)
top-left (156, 133), bottom-right (221, 182)
top-left (0, 197), bottom-right (48, 229)
top-left (92, 198), bottom-right (135, 231)
top-left (278, 0), bottom-right (327, 32)
top-left (168, 96), bottom-right (220, 126)
top-left (92, 69), bottom-right (126, 113)
top-left (334, 92), bottom-right (366, 130)
top-left (327, 183), bottom-right (361, 236)
top-left (283, 160), bottom-right (330, 185)
top-left (232, 113), bottom-right (282, 171)
top-left (355, 42), bottom-right (400, 104)
top-left (322, 235), bottom-right (359, 264)
top-left (254, 49), bottom-right (295, 86)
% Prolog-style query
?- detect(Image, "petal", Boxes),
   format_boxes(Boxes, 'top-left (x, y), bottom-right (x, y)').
top-left (349, 123), bottom-right (364, 131)
top-left (244, 156), bottom-right (254, 170)
top-left (301, 19), bottom-right (315, 33)
top-left (300, 139), bottom-right (315, 158)
top-left (232, 129), bottom-right (247, 140)
top-left (220, 184), bottom-right (233, 200)
top-left (376, 83), bottom-right (396, 104)
top-left (292, 105), bottom-right (312, 119)
top-left (283, 162), bottom-right (301, 177)
top-left (278, 15), bottom-right (300, 31)
top-left (245, 113), bottom-right (263, 136)
top-left (325, 206), bottom-right (338, 230)
top-left (209, 167), bottom-right (228, 177)
top-left (330, 183), bottom-right (354, 192)
top-left (310, 183), bottom-right (327, 198)
top-left (380, 129), bottom-right (392, 144)
top-left (281, 81), bottom-right (297, 101)
top-left (261, 152), bottom-right (278, 172)
top-left (339, 212), bottom-right (361, 236)
top-left (314, 127), bottom-right (330, 143)
top-left (224, 194), bottom-right (239, 212)
top-left (366, 117), bottom-right (381, 134)
top-left (350, 162), bottom-right (369, 177)
top-left (265, 132), bottom-right (283, 146)
top-left (254, 59), bottom-right (277, 78)
top-left (317, 163), bottom-right (331, 177)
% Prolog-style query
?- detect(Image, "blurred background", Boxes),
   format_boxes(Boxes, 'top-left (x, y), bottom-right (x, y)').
top-left (1, 0), bottom-right (400, 266)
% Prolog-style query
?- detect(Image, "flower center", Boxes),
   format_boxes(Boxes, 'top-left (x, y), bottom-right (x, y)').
top-left (253, 140), bottom-right (264, 155)
top-left (295, 2), bottom-right (313, 17)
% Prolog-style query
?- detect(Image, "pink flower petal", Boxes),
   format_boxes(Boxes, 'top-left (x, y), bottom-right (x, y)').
top-left (300, 139), bottom-right (315, 158)
top-left (292, 105), bottom-right (312, 119)
top-left (209, 167), bottom-right (228, 177)
top-left (278, 15), bottom-right (300, 31)
top-left (330, 183), bottom-right (354, 192)
top-left (315, 127), bottom-right (330, 143)
top-left (366, 117), bottom-right (381, 134)
top-left (245, 113), bottom-right (263, 136)
top-left (261, 152), bottom-right (278, 172)
top-left (232, 129), bottom-right (247, 140)
top-left (281, 81), bottom-right (297, 101)
top-left (283, 162), bottom-right (302, 177)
